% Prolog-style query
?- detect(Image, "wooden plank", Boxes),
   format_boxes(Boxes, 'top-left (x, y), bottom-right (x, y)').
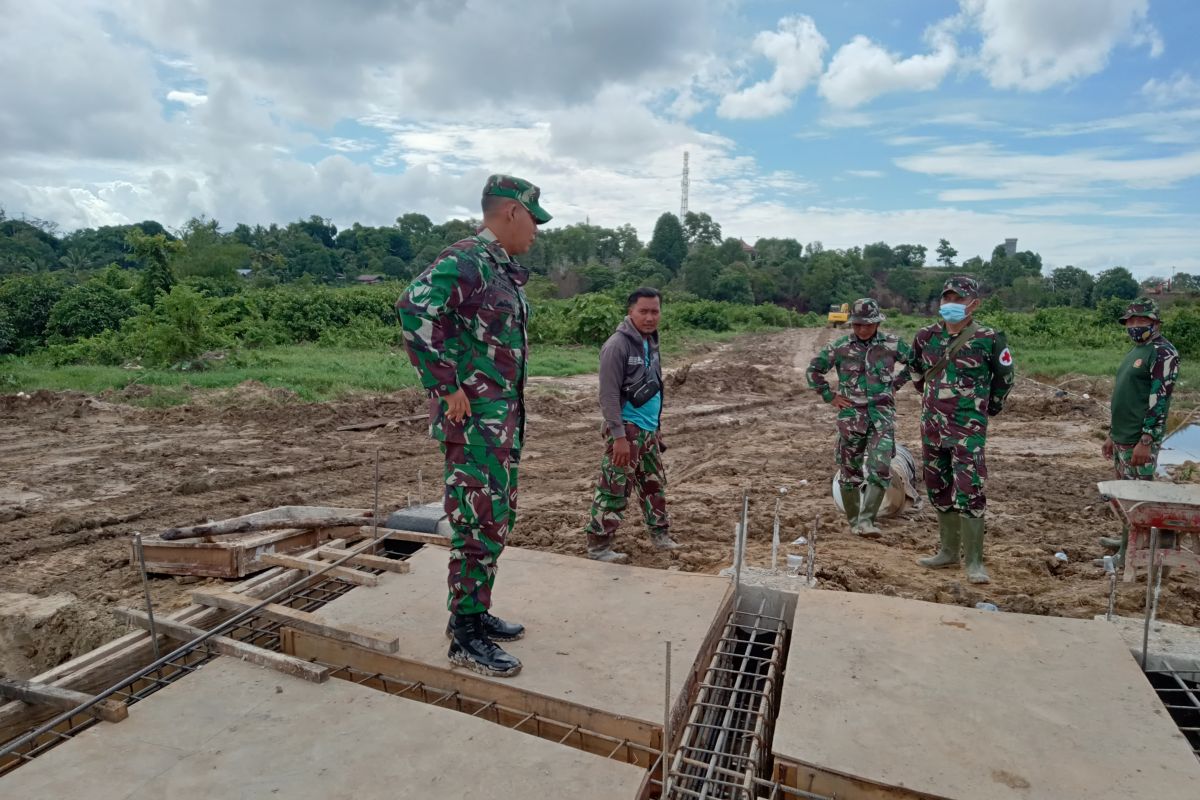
top-left (358, 525), bottom-right (450, 546)
top-left (114, 608), bottom-right (330, 684)
top-left (0, 536), bottom-right (349, 744)
top-left (284, 629), bottom-right (658, 748)
top-left (161, 515), bottom-right (372, 541)
top-left (774, 759), bottom-right (942, 800)
top-left (259, 553), bottom-right (379, 587)
top-left (315, 548), bottom-right (411, 574)
top-left (191, 589), bottom-right (399, 655)
top-left (0, 679), bottom-right (128, 724)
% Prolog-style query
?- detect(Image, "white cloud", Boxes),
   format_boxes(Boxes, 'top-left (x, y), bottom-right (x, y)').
top-left (717, 16), bottom-right (827, 119)
top-left (960, 0), bottom-right (1160, 91)
top-left (1142, 73), bottom-right (1200, 106)
top-left (896, 142), bottom-right (1200, 201)
top-left (818, 34), bottom-right (957, 109)
top-left (846, 170), bottom-right (885, 178)
top-left (166, 90), bottom-right (207, 107)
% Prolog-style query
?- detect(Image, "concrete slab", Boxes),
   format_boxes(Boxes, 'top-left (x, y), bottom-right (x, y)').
top-left (1, 658), bottom-right (646, 800)
top-left (776, 591), bottom-right (1200, 800)
top-left (310, 545), bottom-right (730, 724)
top-left (1098, 614), bottom-right (1200, 674)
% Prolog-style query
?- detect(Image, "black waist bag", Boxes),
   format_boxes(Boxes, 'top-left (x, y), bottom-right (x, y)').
top-left (625, 372), bottom-right (661, 408)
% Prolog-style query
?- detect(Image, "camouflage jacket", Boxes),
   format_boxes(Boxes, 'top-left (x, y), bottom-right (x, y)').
top-left (1110, 335), bottom-right (1179, 445)
top-left (910, 320), bottom-right (1014, 445)
top-left (806, 332), bottom-right (913, 417)
top-left (396, 228), bottom-right (530, 450)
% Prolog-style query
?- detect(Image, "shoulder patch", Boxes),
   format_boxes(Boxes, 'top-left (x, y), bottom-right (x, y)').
top-left (999, 347), bottom-right (1013, 366)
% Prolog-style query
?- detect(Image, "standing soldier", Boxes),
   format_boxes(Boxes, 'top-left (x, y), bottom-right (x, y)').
top-left (1099, 298), bottom-right (1180, 564)
top-left (911, 276), bottom-right (1014, 584)
top-left (807, 298), bottom-right (912, 537)
top-left (396, 174), bottom-right (550, 677)
top-left (584, 287), bottom-right (679, 563)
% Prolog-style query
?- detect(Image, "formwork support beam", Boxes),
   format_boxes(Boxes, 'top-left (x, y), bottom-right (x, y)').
top-left (115, 608), bottom-right (330, 683)
top-left (0, 680), bottom-right (127, 725)
top-left (191, 589), bottom-right (399, 654)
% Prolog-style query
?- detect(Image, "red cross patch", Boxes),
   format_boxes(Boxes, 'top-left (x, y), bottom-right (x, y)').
top-left (999, 347), bottom-right (1013, 366)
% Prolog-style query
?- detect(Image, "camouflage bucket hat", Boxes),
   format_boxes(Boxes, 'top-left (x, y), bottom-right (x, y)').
top-left (483, 174), bottom-right (552, 224)
top-left (942, 275), bottom-right (979, 299)
top-left (1118, 296), bottom-right (1161, 323)
top-left (849, 297), bottom-right (884, 324)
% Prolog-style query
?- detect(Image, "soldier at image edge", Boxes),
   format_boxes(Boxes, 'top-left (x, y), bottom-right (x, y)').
top-left (806, 297), bottom-right (914, 538)
top-left (910, 276), bottom-right (1015, 585)
top-left (395, 174), bottom-right (551, 678)
top-left (1098, 296), bottom-right (1180, 567)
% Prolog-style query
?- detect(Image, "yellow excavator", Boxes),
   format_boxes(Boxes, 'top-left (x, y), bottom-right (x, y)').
top-left (826, 302), bottom-right (849, 328)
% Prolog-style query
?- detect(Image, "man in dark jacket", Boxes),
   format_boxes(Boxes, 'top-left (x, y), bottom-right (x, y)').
top-left (583, 287), bottom-right (679, 563)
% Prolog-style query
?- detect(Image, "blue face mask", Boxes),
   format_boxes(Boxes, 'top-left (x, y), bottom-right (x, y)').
top-left (939, 302), bottom-right (968, 323)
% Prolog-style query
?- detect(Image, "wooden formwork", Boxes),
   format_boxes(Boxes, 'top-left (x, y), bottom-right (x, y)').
top-left (134, 525), bottom-right (361, 578)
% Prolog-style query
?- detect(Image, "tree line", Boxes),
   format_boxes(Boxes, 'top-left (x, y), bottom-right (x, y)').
top-left (1, 206), bottom-right (1189, 320)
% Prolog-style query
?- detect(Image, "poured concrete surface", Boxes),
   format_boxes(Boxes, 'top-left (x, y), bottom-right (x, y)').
top-left (1099, 613), bottom-right (1200, 674)
top-left (1, 658), bottom-right (646, 799)
top-left (776, 591), bottom-right (1200, 800)
top-left (312, 545), bottom-right (730, 723)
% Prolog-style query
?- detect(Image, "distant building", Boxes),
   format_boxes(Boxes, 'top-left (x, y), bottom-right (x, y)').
top-left (355, 274), bottom-right (383, 284)
top-left (236, 268), bottom-right (253, 278)
top-left (1004, 238), bottom-right (1018, 257)
top-left (739, 240), bottom-right (758, 262)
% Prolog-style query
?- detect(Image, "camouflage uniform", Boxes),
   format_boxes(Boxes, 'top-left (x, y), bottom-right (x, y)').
top-left (806, 299), bottom-right (912, 490)
top-left (1102, 298), bottom-right (1180, 560)
top-left (1110, 298), bottom-right (1179, 481)
top-left (396, 175), bottom-right (550, 616)
top-left (585, 424), bottom-right (670, 545)
top-left (910, 279), bottom-right (1015, 516)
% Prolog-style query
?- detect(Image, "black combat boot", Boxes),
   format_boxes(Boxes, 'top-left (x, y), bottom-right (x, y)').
top-left (447, 613), bottom-right (522, 678)
top-left (445, 612), bottom-right (525, 642)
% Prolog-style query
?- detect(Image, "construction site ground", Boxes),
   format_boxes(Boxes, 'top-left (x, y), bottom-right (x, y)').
top-left (3, 327), bottom-right (1199, 679)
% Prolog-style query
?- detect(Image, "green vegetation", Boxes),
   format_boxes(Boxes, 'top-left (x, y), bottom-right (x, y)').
top-left (4, 202), bottom-right (1199, 405)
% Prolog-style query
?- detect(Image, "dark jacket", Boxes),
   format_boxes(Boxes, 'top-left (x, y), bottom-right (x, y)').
top-left (598, 317), bottom-right (662, 439)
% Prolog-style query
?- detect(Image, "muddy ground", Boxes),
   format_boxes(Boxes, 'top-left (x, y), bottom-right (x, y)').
top-left (2, 328), bottom-right (1197, 678)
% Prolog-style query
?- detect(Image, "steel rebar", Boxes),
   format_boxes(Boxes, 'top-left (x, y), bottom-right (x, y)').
top-left (133, 533), bottom-right (161, 662)
top-left (1142, 526), bottom-right (1160, 671)
top-left (0, 539), bottom-right (383, 762)
top-left (373, 447), bottom-right (381, 542)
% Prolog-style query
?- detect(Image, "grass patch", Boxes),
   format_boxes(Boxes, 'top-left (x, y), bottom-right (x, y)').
top-left (0, 338), bottom-right (729, 405)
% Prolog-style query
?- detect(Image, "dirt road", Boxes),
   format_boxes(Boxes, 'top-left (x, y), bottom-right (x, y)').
top-left (2, 328), bottom-right (1196, 677)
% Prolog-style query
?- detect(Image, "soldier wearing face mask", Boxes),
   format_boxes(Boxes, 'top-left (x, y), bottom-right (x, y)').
top-left (1099, 297), bottom-right (1180, 564)
top-left (909, 276), bottom-right (1014, 585)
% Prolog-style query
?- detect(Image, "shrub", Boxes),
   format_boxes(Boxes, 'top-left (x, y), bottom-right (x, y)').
top-left (46, 282), bottom-right (136, 342)
top-left (0, 274), bottom-right (66, 351)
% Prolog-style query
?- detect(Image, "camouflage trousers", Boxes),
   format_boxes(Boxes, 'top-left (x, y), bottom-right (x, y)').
top-left (923, 438), bottom-right (987, 518)
top-left (1112, 442), bottom-right (1159, 480)
top-left (441, 442), bottom-right (519, 616)
top-left (584, 424), bottom-right (670, 548)
top-left (836, 411), bottom-right (894, 489)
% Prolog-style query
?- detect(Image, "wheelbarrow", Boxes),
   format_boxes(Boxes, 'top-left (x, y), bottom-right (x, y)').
top-left (1097, 480), bottom-right (1200, 583)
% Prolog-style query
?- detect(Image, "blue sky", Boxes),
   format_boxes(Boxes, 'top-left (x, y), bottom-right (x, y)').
top-left (2, 1), bottom-right (1199, 278)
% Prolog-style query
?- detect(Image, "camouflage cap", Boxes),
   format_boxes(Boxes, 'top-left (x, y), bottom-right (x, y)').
top-left (1118, 296), bottom-right (1161, 323)
top-left (482, 174), bottom-right (552, 225)
top-left (849, 297), bottom-right (885, 324)
top-left (942, 275), bottom-right (979, 299)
